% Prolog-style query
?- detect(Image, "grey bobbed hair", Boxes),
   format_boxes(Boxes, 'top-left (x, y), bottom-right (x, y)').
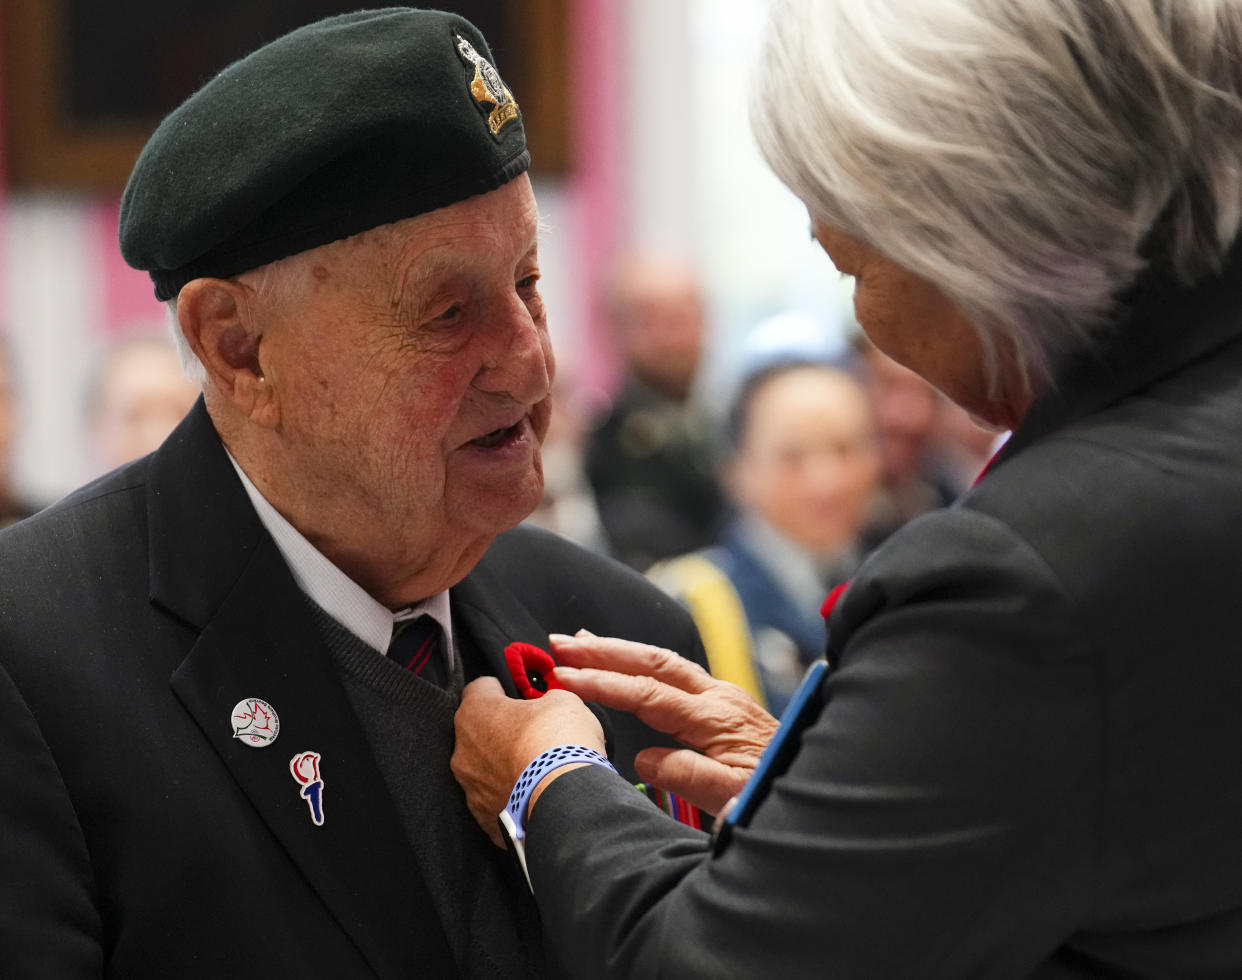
top-left (751, 0), bottom-right (1242, 388)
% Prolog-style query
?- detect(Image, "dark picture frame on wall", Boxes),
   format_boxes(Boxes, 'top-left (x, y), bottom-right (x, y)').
top-left (2, 0), bottom-right (570, 191)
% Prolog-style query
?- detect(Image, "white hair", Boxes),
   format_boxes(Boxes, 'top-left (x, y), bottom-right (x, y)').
top-left (751, 0), bottom-right (1242, 387)
top-left (161, 258), bottom-right (299, 388)
top-left (164, 299), bottom-right (207, 385)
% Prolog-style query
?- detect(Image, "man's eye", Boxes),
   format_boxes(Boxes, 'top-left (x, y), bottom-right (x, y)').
top-left (517, 274), bottom-right (540, 290)
top-left (434, 304), bottom-right (462, 321)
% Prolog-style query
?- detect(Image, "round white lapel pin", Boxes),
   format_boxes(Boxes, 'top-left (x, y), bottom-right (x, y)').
top-left (231, 697), bottom-right (280, 747)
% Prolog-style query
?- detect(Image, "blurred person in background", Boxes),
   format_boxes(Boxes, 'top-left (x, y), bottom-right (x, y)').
top-left (87, 332), bottom-right (201, 472)
top-left (584, 252), bottom-right (728, 569)
top-left (0, 337), bottom-right (40, 528)
top-left (454, 0), bottom-right (1242, 974)
top-left (852, 334), bottom-right (959, 544)
top-left (525, 381), bottom-right (609, 553)
top-left (651, 359), bottom-right (880, 714)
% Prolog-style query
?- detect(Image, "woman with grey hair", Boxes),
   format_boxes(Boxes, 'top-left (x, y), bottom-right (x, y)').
top-left (452, 1), bottom-right (1242, 975)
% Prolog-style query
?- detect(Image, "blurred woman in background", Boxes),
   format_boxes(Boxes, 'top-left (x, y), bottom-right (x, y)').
top-left (650, 359), bottom-right (881, 714)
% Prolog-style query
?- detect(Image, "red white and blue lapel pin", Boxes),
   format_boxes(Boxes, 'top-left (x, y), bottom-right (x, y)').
top-left (231, 697), bottom-right (280, 747)
top-left (290, 751), bottom-right (326, 827)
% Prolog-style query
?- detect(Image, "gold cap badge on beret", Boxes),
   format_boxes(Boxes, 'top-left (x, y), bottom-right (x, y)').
top-left (456, 34), bottom-right (520, 135)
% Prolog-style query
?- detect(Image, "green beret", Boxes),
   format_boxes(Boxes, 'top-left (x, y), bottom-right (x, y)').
top-left (119, 7), bottom-right (529, 301)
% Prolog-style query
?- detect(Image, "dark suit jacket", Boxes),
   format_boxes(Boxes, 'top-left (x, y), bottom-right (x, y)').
top-left (0, 402), bottom-right (705, 979)
top-left (522, 254), bottom-right (1242, 978)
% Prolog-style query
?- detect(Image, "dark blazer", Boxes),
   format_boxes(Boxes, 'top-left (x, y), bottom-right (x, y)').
top-left (521, 254), bottom-right (1242, 978)
top-left (0, 401), bottom-right (705, 979)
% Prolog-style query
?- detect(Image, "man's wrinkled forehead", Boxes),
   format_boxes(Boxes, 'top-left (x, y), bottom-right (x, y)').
top-left (384, 182), bottom-right (542, 288)
top-left (273, 180), bottom-right (541, 307)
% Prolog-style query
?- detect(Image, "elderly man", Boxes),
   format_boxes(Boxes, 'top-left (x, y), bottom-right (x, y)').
top-left (0, 10), bottom-right (704, 979)
top-left (87, 333), bottom-right (200, 472)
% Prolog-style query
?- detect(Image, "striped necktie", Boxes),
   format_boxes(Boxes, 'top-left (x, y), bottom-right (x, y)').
top-left (386, 614), bottom-right (446, 688)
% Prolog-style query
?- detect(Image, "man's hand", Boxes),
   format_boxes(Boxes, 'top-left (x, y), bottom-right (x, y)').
top-left (452, 677), bottom-right (606, 846)
top-left (550, 631), bottom-right (780, 815)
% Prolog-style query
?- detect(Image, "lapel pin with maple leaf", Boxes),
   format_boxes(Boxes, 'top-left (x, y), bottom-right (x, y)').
top-left (231, 697), bottom-right (280, 747)
top-left (503, 642), bottom-right (564, 699)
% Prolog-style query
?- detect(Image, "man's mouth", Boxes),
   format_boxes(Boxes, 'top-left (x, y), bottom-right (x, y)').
top-left (470, 420), bottom-right (522, 449)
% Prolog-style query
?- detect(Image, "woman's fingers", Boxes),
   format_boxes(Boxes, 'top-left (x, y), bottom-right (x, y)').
top-left (555, 664), bottom-right (707, 742)
top-left (548, 631), bottom-right (781, 804)
top-left (554, 639), bottom-right (780, 762)
top-left (634, 746), bottom-right (751, 816)
top-left (550, 633), bottom-right (718, 695)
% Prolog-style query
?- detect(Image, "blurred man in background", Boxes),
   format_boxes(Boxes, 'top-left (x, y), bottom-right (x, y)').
top-left (87, 333), bottom-right (200, 472)
top-left (853, 335), bottom-right (960, 545)
top-left (584, 252), bottom-right (728, 570)
top-left (525, 380), bottom-right (610, 553)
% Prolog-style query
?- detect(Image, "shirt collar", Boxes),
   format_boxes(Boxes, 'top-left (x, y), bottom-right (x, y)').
top-left (226, 452), bottom-right (454, 663)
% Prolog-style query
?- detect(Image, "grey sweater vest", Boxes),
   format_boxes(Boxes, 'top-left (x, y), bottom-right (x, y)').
top-left (307, 602), bottom-right (550, 979)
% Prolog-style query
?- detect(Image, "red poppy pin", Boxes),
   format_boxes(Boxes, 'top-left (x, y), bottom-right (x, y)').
top-left (820, 581), bottom-right (850, 620)
top-left (504, 642), bottom-right (564, 699)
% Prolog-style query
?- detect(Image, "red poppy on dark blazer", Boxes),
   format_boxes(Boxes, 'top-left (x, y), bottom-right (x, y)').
top-left (504, 642), bottom-right (564, 699)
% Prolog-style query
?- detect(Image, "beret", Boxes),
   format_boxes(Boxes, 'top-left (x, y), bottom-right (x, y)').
top-left (119, 7), bottom-right (530, 300)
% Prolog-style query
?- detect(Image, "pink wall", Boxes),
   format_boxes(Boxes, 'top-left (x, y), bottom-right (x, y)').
top-left (0, 6), bottom-right (7, 322)
top-left (88, 198), bottom-right (163, 335)
top-left (568, 0), bottom-right (624, 402)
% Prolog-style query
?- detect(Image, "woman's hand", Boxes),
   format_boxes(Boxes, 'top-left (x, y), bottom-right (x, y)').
top-left (451, 678), bottom-right (606, 846)
top-left (551, 631), bottom-right (780, 815)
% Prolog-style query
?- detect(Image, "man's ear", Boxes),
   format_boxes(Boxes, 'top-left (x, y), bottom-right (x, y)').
top-left (177, 278), bottom-right (279, 427)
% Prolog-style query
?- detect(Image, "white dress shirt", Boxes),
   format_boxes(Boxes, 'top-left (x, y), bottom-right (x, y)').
top-left (226, 453), bottom-right (455, 668)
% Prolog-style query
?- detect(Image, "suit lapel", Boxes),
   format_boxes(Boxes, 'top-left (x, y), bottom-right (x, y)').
top-left (450, 558), bottom-right (549, 693)
top-left (148, 403), bottom-right (451, 980)
top-left (451, 553), bottom-right (622, 762)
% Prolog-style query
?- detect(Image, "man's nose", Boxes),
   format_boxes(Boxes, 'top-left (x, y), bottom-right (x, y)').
top-left (474, 295), bottom-right (554, 402)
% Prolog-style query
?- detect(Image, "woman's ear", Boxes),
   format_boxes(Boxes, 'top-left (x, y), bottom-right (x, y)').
top-left (176, 278), bottom-right (279, 428)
